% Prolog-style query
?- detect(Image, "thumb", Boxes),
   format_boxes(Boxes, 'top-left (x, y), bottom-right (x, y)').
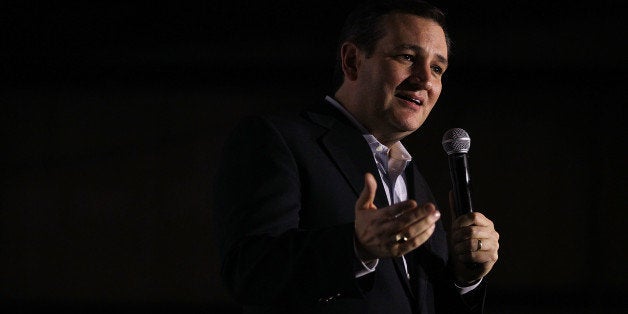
top-left (356, 173), bottom-right (378, 211)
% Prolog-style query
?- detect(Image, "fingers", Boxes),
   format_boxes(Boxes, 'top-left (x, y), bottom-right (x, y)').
top-left (385, 199), bottom-right (419, 221)
top-left (356, 173), bottom-right (378, 211)
top-left (353, 171), bottom-right (441, 258)
top-left (398, 204), bottom-right (440, 240)
top-left (451, 220), bottom-right (498, 242)
top-left (397, 221), bottom-right (437, 252)
top-left (450, 212), bottom-right (498, 251)
top-left (381, 202), bottom-right (438, 233)
top-left (453, 212), bottom-right (494, 229)
top-left (449, 211), bottom-right (500, 282)
top-left (388, 203), bottom-right (441, 254)
top-left (452, 237), bottom-right (499, 260)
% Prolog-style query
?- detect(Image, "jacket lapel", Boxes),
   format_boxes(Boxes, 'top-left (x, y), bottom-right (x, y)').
top-left (304, 104), bottom-right (389, 208)
top-left (305, 102), bottom-right (421, 306)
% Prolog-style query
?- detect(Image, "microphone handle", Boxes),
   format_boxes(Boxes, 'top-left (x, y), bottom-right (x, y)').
top-left (449, 153), bottom-right (482, 270)
top-left (448, 153), bottom-right (474, 217)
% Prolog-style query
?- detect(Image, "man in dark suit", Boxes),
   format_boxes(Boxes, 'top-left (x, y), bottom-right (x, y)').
top-left (213, 1), bottom-right (500, 313)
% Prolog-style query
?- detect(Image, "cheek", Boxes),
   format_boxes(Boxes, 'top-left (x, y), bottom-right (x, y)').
top-left (430, 83), bottom-right (443, 101)
top-left (381, 65), bottom-right (407, 86)
top-left (393, 70), bottom-right (411, 86)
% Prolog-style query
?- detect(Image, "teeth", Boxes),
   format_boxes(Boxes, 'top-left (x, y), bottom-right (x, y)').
top-left (396, 94), bottom-right (421, 105)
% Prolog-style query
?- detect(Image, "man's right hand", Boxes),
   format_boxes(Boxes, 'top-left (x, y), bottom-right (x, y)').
top-left (354, 173), bottom-right (441, 261)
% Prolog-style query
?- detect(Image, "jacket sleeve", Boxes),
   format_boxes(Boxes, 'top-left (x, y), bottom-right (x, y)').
top-left (212, 116), bottom-right (362, 306)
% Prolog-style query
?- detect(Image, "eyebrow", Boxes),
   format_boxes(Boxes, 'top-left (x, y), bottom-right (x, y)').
top-left (397, 44), bottom-right (449, 65)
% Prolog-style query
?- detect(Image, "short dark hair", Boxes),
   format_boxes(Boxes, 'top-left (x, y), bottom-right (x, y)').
top-left (331, 0), bottom-right (451, 92)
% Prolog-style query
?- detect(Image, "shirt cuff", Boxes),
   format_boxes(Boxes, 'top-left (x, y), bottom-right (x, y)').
top-left (454, 278), bottom-right (483, 295)
top-left (353, 238), bottom-right (378, 278)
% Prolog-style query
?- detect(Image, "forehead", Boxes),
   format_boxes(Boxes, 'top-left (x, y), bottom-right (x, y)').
top-left (377, 13), bottom-right (448, 55)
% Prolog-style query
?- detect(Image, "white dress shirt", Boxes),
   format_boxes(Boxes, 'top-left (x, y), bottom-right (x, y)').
top-left (325, 96), bottom-right (481, 294)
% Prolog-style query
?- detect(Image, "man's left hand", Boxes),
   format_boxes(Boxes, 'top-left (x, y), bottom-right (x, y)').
top-left (449, 208), bottom-right (500, 284)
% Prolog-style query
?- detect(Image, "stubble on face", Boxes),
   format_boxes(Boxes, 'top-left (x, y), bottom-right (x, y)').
top-left (355, 14), bottom-right (448, 146)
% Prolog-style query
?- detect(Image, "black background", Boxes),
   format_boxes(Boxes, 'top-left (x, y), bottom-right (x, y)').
top-left (3, 1), bottom-right (626, 313)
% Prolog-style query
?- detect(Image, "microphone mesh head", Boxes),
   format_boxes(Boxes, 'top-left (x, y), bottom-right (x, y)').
top-left (442, 128), bottom-right (471, 155)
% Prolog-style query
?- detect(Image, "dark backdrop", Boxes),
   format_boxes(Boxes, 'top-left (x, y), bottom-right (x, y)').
top-left (3, 1), bottom-right (626, 313)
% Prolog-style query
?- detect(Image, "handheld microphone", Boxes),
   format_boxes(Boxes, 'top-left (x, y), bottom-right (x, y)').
top-left (442, 128), bottom-right (473, 217)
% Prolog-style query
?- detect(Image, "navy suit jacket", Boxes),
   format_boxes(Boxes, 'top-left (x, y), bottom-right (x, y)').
top-left (213, 100), bottom-right (485, 313)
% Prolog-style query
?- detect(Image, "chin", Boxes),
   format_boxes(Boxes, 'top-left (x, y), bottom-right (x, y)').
top-left (395, 117), bottom-right (425, 132)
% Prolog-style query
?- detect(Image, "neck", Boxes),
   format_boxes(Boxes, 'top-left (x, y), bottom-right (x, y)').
top-left (372, 132), bottom-right (406, 148)
top-left (334, 88), bottom-right (409, 147)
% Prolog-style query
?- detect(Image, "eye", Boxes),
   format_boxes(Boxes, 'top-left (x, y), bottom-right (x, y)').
top-left (397, 54), bottom-right (415, 62)
top-left (431, 65), bottom-right (444, 74)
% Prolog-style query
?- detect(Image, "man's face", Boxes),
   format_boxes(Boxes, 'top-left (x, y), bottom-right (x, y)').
top-left (353, 13), bottom-right (448, 143)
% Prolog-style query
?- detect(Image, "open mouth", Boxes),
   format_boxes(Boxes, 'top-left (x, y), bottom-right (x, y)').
top-left (395, 94), bottom-right (422, 106)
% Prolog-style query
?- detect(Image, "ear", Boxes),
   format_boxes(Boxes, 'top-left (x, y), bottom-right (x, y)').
top-left (340, 42), bottom-right (361, 81)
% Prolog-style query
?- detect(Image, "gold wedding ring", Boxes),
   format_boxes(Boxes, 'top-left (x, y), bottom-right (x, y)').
top-left (395, 234), bottom-right (409, 243)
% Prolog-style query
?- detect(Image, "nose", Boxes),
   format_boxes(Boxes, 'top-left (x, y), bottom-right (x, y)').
top-left (409, 62), bottom-right (433, 91)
